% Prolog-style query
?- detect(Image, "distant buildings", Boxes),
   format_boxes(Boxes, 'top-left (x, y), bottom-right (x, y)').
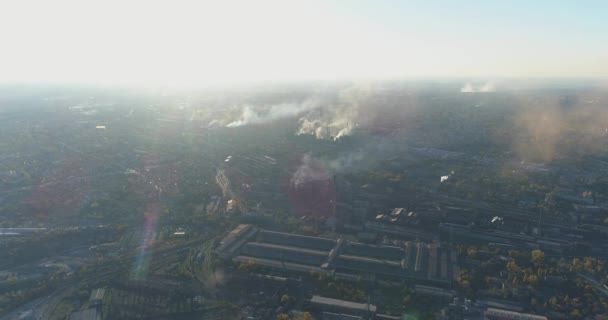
top-left (216, 224), bottom-right (457, 285)
top-left (570, 204), bottom-right (603, 223)
top-left (438, 223), bottom-right (573, 254)
top-left (310, 295), bottom-right (376, 318)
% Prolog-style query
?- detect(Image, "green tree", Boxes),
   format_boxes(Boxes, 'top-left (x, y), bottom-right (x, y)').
top-left (542, 190), bottom-right (557, 213)
top-left (507, 260), bottom-right (520, 273)
top-left (276, 314), bottom-right (290, 320)
top-left (531, 250), bottom-right (545, 265)
top-left (287, 216), bottom-right (299, 231)
top-left (467, 247), bottom-right (478, 259)
top-left (458, 271), bottom-right (472, 290)
top-left (281, 294), bottom-right (290, 304)
top-left (327, 282), bottom-right (337, 291)
top-left (569, 309), bottom-right (582, 319)
top-left (524, 274), bottom-right (538, 285)
top-left (549, 296), bottom-right (558, 307)
top-left (294, 312), bottom-right (312, 320)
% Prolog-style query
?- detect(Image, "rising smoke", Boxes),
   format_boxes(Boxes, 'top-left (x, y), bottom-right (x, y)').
top-left (225, 84), bottom-right (374, 140)
top-left (512, 93), bottom-right (608, 162)
top-left (290, 154), bottom-right (329, 188)
top-left (296, 84), bottom-right (371, 140)
top-left (460, 81), bottom-right (496, 93)
top-left (226, 100), bottom-right (320, 127)
top-left (290, 151), bottom-right (366, 187)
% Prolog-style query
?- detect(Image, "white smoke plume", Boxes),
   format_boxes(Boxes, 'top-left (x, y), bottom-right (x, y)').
top-left (227, 100), bottom-right (320, 127)
top-left (207, 119), bottom-right (220, 127)
top-left (290, 154), bottom-right (329, 188)
top-left (326, 150), bottom-right (365, 171)
top-left (460, 81), bottom-right (496, 93)
top-left (296, 84), bottom-right (370, 140)
top-left (291, 151), bottom-right (365, 187)
top-left (297, 117), bottom-right (355, 140)
top-left (226, 106), bottom-right (259, 127)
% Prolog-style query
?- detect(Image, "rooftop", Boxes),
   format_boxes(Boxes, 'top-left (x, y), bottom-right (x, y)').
top-left (322, 312), bottom-right (364, 320)
top-left (485, 308), bottom-right (548, 320)
top-left (311, 295), bottom-right (377, 313)
top-left (89, 288), bottom-right (105, 301)
top-left (70, 308), bottom-right (100, 320)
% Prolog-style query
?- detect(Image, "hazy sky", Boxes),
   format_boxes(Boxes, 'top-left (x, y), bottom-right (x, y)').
top-left (1, 0), bottom-right (606, 85)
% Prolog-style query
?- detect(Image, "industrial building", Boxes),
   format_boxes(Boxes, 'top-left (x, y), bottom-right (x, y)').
top-left (214, 224), bottom-right (258, 259)
top-left (413, 285), bottom-right (457, 299)
top-left (484, 308), bottom-right (548, 320)
top-left (216, 225), bottom-right (457, 285)
top-left (89, 288), bottom-right (105, 307)
top-left (310, 295), bottom-right (376, 318)
top-left (322, 312), bottom-right (365, 320)
top-left (438, 223), bottom-right (574, 254)
top-left (69, 308), bottom-right (101, 320)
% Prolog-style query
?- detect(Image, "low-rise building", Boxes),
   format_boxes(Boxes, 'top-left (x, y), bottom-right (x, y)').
top-left (89, 288), bottom-right (105, 307)
top-left (484, 308), bottom-right (547, 320)
top-left (70, 308), bottom-right (100, 320)
top-left (217, 225), bottom-right (456, 285)
top-left (310, 296), bottom-right (376, 318)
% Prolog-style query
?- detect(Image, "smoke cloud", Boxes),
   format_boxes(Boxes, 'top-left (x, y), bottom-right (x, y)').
top-left (511, 92), bottom-right (608, 162)
top-left (296, 84), bottom-right (371, 140)
top-left (226, 83), bottom-right (375, 139)
top-left (290, 154), bottom-right (330, 188)
top-left (325, 150), bottom-right (365, 172)
top-left (461, 81), bottom-right (496, 93)
top-left (226, 100), bottom-right (320, 127)
top-left (290, 151), bottom-right (366, 188)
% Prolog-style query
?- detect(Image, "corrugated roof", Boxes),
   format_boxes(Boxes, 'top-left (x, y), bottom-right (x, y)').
top-left (311, 295), bottom-right (377, 313)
